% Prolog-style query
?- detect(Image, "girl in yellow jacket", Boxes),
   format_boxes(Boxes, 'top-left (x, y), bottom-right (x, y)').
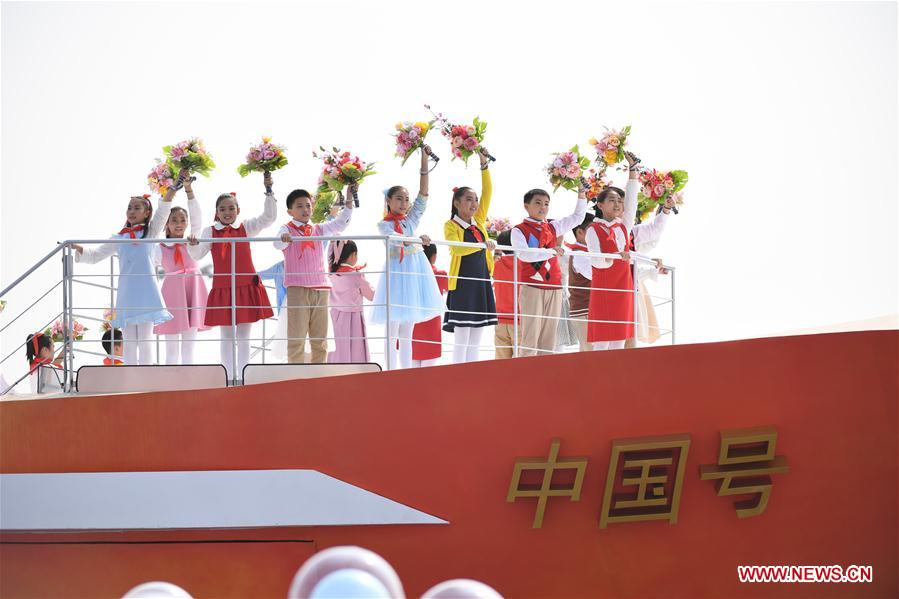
top-left (443, 148), bottom-right (496, 363)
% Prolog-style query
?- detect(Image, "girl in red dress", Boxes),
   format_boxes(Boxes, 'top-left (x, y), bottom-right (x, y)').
top-left (586, 152), bottom-right (671, 350)
top-left (188, 172), bottom-right (277, 381)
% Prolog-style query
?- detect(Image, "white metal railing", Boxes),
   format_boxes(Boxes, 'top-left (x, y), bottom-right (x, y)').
top-left (0, 234), bottom-right (675, 395)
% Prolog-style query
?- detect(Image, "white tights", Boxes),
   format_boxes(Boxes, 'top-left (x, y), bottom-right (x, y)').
top-left (452, 327), bottom-right (484, 363)
top-left (386, 321), bottom-right (414, 369)
top-left (593, 339), bottom-right (627, 351)
top-left (123, 322), bottom-right (155, 365)
top-left (411, 358), bottom-right (439, 368)
top-left (164, 329), bottom-right (197, 365)
top-left (220, 323), bottom-right (252, 382)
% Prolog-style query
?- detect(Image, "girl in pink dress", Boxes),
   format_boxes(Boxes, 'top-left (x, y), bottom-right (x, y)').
top-left (328, 240), bottom-right (375, 363)
top-left (153, 177), bottom-right (209, 364)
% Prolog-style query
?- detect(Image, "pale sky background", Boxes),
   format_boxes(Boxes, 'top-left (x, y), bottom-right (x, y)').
top-left (1, 1), bottom-right (897, 381)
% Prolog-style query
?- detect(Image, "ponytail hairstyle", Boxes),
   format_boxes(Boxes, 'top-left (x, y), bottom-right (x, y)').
top-left (25, 332), bottom-right (52, 365)
top-left (450, 186), bottom-right (474, 218)
top-left (330, 239), bottom-right (358, 272)
top-left (127, 195), bottom-right (153, 239)
top-left (165, 206), bottom-right (189, 238)
top-left (214, 192), bottom-right (238, 222)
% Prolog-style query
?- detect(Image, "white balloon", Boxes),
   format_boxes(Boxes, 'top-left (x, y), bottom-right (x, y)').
top-left (310, 569), bottom-right (391, 599)
top-left (421, 579), bottom-right (503, 599)
top-left (288, 545), bottom-right (405, 599)
top-left (122, 581), bottom-right (193, 599)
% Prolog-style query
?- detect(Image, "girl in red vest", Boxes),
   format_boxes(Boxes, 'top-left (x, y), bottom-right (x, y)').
top-left (188, 172), bottom-right (277, 382)
top-left (586, 153), bottom-right (672, 350)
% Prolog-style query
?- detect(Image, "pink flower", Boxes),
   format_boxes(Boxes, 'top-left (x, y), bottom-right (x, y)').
top-left (170, 146), bottom-right (186, 159)
top-left (463, 137), bottom-right (479, 151)
top-left (566, 164), bottom-right (580, 177)
top-left (465, 125), bottom-right (476, 136)
top-left (452, 136), bottom-right (464, 148)
top-left (664, 179), bottom-right (674, 190)
top-left (553, 158), bottom-right (563, 168)
top-left (653, 184), bottom-right (665, 197)
top-left (263, 150), bottom-right (275, 160)
top-left (408, 128), bottom-right (419, 141)
top-left (453, 148), bottom-right (463, 158)
top-left (643, 185), bottom-right (653, 196)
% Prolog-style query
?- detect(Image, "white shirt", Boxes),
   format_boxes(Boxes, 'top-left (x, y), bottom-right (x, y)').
top-left (188, 192), bottom-right (277, 260)
top-left (510, 198), bottom-right (587, 263)
top-left (76, 200), bottom-right (172, 264)
top-left (567, 242), bottom-right (593, 280)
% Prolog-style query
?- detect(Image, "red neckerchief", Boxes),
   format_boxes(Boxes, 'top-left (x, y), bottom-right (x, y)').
top-left (119, 224), bottom-right (145, 239)
top-left (383, 213), bottom-right (408, 262)
top-left (216, 224), bottom-right (243, 260)
top-left (173, 244), bottom-right (185, 267)
top-left (565, 242), bottom-right (587, 252)
top-left (103, 357), bottom-right (124, 366)
top-left (286, 221), bottom-right (316, 255)
top-left (28, 357), bottom-right (51, 374)
top-left (460, 220), bottom-right (484, 244)
top-left (336, 263), bottom-right (367, 273)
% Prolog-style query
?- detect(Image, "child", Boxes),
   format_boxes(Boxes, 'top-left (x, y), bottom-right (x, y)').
top-left (566, 214), bottom-right (595, 351)
top-left (411, 243), bottom-right (448, 367)
top-left (510, 184), bottom-right (587, 356)
top-left (370, 145), bottom-right (444, 369)
top-left (25, 332), bottom-right (62, 394)
top-left (328, 240), bottom-right (375, 363)
top-left (154, 175), bottom-right (209, 364)
top-left (273, 187), bottom-right (354, 364)
top-left (492, 230), bottom-right (521, 359)
top-left (554, 224), bottom-right (578, 350)
top-left (72, 173), bottom-right (184, 365)
top-left (587, 152), bottom-right (672, 350)
top-left (188, 172), bottom-right (277, 381)
top-left (101, 328), bottom-right (124, 365)
top-left (443, 148), bottom-right (496, 363)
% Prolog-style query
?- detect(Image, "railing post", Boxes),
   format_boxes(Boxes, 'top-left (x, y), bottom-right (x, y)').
top-left (670, 268), bottom-right (676, 346)
top-left (632, 258), bottom-right (639, 348)
top-left (512, 249), bottom-right (519, 358)
top-left (384, 237), bottom-right (392, 371)
top-left (231, 239), bottom-right (238, 385)
top-left (61, 244), bottom-right (72, 392)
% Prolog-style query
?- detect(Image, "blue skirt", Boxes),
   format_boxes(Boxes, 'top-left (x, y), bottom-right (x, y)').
top-left (370, 250), bottom-right (444, 325)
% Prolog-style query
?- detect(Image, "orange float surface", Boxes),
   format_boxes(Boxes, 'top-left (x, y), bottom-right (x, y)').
top-left (1, 330), bottom-right (897, 598)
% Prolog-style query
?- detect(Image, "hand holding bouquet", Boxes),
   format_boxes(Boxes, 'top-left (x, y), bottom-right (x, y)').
top-left (147, 160), bottom-right (176, 197)
top-left (546, 145), bottom-right (591, 192)
top-left (589, 125), bottom-right (631, 169)
top-left (426, 105), bottom-right (495, 165)
top-left (47, 318), bottom-right (87, 343)
top-left (313, 147), bottom-right (374, 209)
top-left (164, 138), bottom-right (216, 178)
top-left (637, 169), bottom-right (688, 219)
top-left (238, 137), bottom-right (288, 177)
top-left (393, 120), bottom-right (439, 165)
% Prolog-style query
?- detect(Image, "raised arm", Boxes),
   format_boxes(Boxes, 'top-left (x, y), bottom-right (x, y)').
top-left (474, 150), bottom-right (492, 225)
top-left (622, 152), bottom-right (640, 231)
top-left (147, 200), bottom-right (172, 239)
top-left (417, 144), bottom-right (431, 199)
top-left (185, 177), bottom-right (204, 236)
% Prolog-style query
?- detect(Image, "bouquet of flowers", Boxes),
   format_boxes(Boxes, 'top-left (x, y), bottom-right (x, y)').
top-left (147, 160), bottom-right (176, 197)
top-left (100, 308), bottom-right (115, 332)
top-left (237, 136), bottom-right (288, 177)
top-left (582, 168), bottom-right (612, 202)
top-left (485, 217), bottom-right (512, 241)
top-left (313, 147), bottom-right (376, 194)
top-left (393, 120), bottom-right (435, 165)
top-left (426, 105), bottom-right (494, 165)
top-left (589, 125), bottom-right (631, 169)
top-left (637, 169), bottom-right (688, 220)
top-left (164, 137), bottom-right (216, 177)
top-left (546, 146), bottom-right (591, 192)
top-left (46, 318), bottom-right (87, 343)
top-left (311, 188), bottom-right (340, 224)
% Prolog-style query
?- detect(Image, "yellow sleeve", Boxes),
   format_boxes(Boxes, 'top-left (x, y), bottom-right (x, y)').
top-left (474, 168), bottom-right (492, 225)
top-left (444, 220), bottom-right (481, 257)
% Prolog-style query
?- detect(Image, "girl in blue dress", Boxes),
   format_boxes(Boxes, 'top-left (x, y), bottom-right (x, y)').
top-left (72, 171), bottom-right (188, 364)
top-left (370, 145), bottom-right (444, 369)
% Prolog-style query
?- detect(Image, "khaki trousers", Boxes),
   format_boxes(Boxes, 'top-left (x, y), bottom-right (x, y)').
top-left (287, 287), bottom-right (329, 364)
top-left (518, 286), bottom-right (563, 357)
top-left (494, 323), bottom-right (522, 359)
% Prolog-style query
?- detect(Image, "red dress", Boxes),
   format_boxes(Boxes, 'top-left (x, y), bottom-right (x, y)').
top-left (412, 267), bottom-right (448, 360)
top-left (587, 221), bottom-right (634, 342)
top-left (205, 224), bottom-right (274, 326)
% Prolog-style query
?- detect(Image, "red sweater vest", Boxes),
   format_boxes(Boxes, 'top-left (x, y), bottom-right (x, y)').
top-left (514, 220), bottom-right (561, 290)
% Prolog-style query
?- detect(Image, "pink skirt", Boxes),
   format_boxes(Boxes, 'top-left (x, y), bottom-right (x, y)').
top-left (328, 309), bottom-right (370, 363)
top-left (154, 268), bottom-right (211, 335)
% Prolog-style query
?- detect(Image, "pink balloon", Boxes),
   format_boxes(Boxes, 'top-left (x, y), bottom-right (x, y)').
top-left (422, 579), bottom-right (503, 599)
top-left (288, 546), bottom-right (405, 599)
